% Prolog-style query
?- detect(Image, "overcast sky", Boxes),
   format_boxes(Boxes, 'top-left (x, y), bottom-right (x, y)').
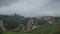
top-left (0, 0), bottom-right (60, 17)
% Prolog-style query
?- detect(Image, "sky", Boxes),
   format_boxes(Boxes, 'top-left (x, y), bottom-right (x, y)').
top-left (0, 0), bottom-right (60, 17)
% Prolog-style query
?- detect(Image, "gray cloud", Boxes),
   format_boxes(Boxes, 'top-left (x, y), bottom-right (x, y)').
top-left (0, 0), bottom-right (20, 7)
top-left (0, 0), bottom-right (60, 17)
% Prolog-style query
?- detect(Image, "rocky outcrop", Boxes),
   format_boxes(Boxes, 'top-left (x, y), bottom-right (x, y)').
top-left (42, 16), bottom-right (55, 24)
top-left (14, 24), bottom-right (25, 32)
top-left (27, 17), bottom-right (38, 30)
top-left (0, 20), bottom-right (6, 31)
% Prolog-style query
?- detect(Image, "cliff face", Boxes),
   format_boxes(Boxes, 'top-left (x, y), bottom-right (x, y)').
top-left (42, 16), bottom-right (55, 24)
top-left (0, 20), bottom-right (6, 31)
top-left (27, 17), bottom-right (38, 30)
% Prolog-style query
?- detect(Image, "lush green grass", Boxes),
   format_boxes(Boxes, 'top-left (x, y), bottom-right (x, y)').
top-left (0, 31), bottom-right (33, 34)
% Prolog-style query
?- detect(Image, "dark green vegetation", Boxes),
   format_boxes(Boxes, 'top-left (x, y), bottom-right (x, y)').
top-left (0, 14), bottom-right (60, 34)
top-left (0, 14), bottom-right (28, 30)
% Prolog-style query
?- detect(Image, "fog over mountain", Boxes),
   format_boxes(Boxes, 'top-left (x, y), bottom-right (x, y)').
top-left (0, 0), bottom-right (60, 17)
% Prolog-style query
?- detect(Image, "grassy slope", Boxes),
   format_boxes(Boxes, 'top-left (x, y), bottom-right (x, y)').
top-left (1, 21), bottom-right (60, 34)
top-left (31, 21), bottom-right (60, 34)
top-left (4, 31), bottom-right (32, 34)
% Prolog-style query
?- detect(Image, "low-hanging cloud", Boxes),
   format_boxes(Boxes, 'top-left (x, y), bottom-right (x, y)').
top-left (0, 0), bottom-right (20, 7)
top-left (0, 0), bottom-right (60, 17)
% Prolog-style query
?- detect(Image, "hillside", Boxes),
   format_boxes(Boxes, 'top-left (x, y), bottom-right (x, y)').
top-left (0, 21), bottom-right (60, 34)
top-left (31, 21), bottom-right (60, 34)
top-left (0, 15), bottom-right (60, 34)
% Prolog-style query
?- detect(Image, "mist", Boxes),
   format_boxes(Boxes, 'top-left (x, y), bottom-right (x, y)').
top-left (0, 0), bottom-right (60, 17)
